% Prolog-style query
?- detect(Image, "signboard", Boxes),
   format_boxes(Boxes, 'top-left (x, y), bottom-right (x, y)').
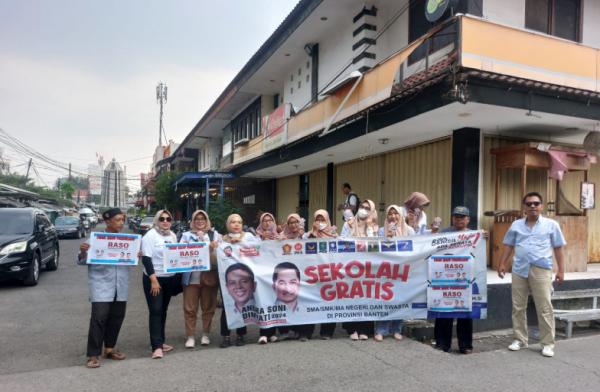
top-left (164, 242), bottom-right (210, 273)
top-left (87, 232), bottom-right (141, 265)
top-left (217, 231), bottom-right (487, 329)
top-left (425, 0), bottom-right (451, 22)
top-left (262, 103), bottom-right (291, 152)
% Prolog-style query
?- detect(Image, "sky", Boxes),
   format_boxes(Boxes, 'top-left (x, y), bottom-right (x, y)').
top-left (0, 0), bottom-right (298, 191)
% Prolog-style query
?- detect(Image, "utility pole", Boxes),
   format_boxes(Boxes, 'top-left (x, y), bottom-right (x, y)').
top-left (25, 158), bottom-right (33, 180)
top-left (68, 163), bottom-right (72, 181)
top-left (156, 82), bottom-right (168, 146)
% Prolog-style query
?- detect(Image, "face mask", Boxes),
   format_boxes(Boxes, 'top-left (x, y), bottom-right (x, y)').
top-left (229, 233), bottom-right (241, 239)
top-left (343, 209), bottom-right (354, 221)
top-left (357, 208), bottom-right (369, 219)
top-left (318, 222), bottom-right (327, 230)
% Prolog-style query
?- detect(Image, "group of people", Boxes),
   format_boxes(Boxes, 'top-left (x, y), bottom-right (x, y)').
top-left (77, 185), bottom-right (567, 368)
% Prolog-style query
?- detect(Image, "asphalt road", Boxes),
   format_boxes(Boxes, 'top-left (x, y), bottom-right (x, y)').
top-left (1, 226), bottom-right (600, 391)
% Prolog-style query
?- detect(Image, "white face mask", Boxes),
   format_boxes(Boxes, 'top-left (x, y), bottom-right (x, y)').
top-left (229, 233), bottom-right (241, 239)
top-left (357, 208), bottom-right (369, 219)
top-left (318, 222), bottom-right (327, 230)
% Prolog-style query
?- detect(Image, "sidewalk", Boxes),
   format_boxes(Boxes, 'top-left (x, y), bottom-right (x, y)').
top-left (2, 332), bottom-right (599, 392)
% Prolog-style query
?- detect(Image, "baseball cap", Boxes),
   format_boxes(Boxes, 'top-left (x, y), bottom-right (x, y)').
top-left (451, 206), bottom-right (470, 216)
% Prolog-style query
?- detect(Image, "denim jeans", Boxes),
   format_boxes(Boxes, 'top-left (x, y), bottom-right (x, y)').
top-left (375, 319), bottom-right (403, 336)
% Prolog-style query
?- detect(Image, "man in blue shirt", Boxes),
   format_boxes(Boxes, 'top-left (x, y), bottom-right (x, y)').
top-left (498, 192), bottom-right (566, 358)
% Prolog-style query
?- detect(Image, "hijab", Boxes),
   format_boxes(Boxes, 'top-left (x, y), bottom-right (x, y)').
top-left (279, 213), bottom-right (305, 239)
top-left (153, 210), bottom-right (175, 237)
top-left (190, 210), bottom-right (212, 235)
top-left (404, 192), bottom-right (430, 231)
top-left (256, 212), bottom-right (278, 240)
top-left (309, 209), bottom-right (337, 238)
top-left (348, 199), bottom-right (378, 237)
top-left (383, 204), bottom-right (412, 237)
top-left (222, 213), bottom-right (243, 243)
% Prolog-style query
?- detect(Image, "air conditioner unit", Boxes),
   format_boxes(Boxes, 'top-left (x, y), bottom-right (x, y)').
top-left (234, 138), bottom-right (249, 146)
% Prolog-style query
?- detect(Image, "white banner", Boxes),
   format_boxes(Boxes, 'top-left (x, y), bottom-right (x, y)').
top-left (217, 231), bottom-right (487, 329)
top-left (164, 242), bottom-right (210, 273)
top-left (87, 232), bottom-right (141, 266)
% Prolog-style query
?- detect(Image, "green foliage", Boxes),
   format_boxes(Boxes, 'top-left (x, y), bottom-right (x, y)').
top-left (0, 173), bottom-right (75, 207)
top-left (0, 173), bottom-right (34, 188)
top-left (154, 171), bottom-right (183, 213)
top-left (60, 182), bottom-right (75, 199)
top-left (207, 199), bottom-right (244, 233)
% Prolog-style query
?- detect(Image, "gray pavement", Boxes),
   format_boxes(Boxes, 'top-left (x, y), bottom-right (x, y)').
top-left (1, 227), bottom-right (600, 391)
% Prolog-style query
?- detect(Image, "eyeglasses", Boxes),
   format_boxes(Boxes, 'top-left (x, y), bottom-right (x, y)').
top-left (158, 216), bottom-right (172, 222)
top-left (288, 220), bottom-right (299, 225)
top-left (525, 202), bottom-right (541, 207)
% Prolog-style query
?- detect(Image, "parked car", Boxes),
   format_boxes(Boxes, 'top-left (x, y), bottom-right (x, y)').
top-left (54, 215), bottom-right (86, 239)
top-left (137, 216), bottom-right (154, 235)
top-left (0, 208), bottom-right (60, 286)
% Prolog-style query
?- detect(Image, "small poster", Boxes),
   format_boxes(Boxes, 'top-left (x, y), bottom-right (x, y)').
top-left (164, 242), bottom-right (210, 273)
top-left (428, 255), bottom-right (473, 312)
top-left (581, 182), bottom-right (595, 209)
top-left (87, 232), bottom-right (141, 266)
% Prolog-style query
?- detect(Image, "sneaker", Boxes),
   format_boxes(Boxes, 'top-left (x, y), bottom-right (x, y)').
top-left (374, 334), bottom-right (384, 342)
top-left (185, 337), bottom-right (195, 349)
top-left (541, 345), bottom-right (554, 357)
top-left (235, 335), bottom-right (245, 347)
top-left (508, 340), bottom-right (528, 351)
top-left (358, 334), bottom-right (369, 340)
top-left (258, 336), bottom-right (268, 344)
top-left (200, 335), bottom-right (210, 346)
top-left (162, 343), bottom-right (173, 353)
top-left (220, 336), bottom-right (231, 348)
top-left (393, 333), bottom-right (403, 341)
top-left (151, 348), bottom-right (163, 359)
top-left (350, 332), bottom-right (359, 341)
top-left (269, 336), bottom-right (279, 343)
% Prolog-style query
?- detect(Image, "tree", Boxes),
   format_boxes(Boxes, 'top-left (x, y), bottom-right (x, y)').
top-left (60, 182), bottom-right (75, 200)
top-left (0, 173), bottom-right (33, 188)
top-left (154, 171), bottom-right (182, 212)
top-left (207, 199), bottom-right (244, 233)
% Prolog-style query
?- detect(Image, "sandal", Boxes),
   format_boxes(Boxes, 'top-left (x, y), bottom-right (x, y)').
top-left (104, 350), bottom-right (126, 360)
top-left (162, 344), bottom-right (174, 353)
top-left (85, 356), bottom-right (100, 368)
top-left (152, 348), bottom-right (163, 359)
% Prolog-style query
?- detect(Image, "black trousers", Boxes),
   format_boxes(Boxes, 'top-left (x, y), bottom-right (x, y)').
top-left (295, 323), bottom-right (315, 338)
top-left (319, 323), bottom-right (336, 337)
top-left (220, 308), bottom-right (247, 337)
top-left (143, 274), bottom-right (180, 351)
top-left (86, 301), bottom-right (127, 357)
top-left (343, 321), bottom-right (373, 336)
top-left (434, 318), bottom-right (473, 351)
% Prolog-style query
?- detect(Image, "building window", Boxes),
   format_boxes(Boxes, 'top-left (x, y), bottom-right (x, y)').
top-left (273, 94), bottom-right (280, 109)
top-left (298, 81), bottom-right (301, 89)
top-left (290, 87), bottom-right (294, 95)
top-left (232, 97), bottom-right (261, 144)
top-left (407, 0), bottom-right (455, 65)
top-left (306, 61), bottom-right (310, 69)
top-left (525, 0), bottom-right (581, 42)
top-left (298, 68), bottom-right (301, 76)
top-left (290, 74), bottom-right (294, 82)
top-left (306, 74), bottom-right (310, 83)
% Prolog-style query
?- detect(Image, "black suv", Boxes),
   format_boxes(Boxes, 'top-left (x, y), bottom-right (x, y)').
top-left (0, 208), bottom-right (60, 286)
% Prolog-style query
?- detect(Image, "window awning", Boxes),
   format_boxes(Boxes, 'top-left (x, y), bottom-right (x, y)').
top-left (174, 171), bottom-right (235, 189)
top-left (320, 70), bottom-right (363, 96)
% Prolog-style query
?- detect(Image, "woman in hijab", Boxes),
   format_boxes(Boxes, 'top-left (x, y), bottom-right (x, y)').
top-left (255, 212), bottom-right (280, 344)
top-left (304, 209), bottom-right (338, 339)
top-left (341, 199), bottom-right (378, 340)
top-left (180, 210), bottom-right (220, 349)
top-left (402, 192), bottom-right (430, 234)
top-left (374, 205), bottom-right (415, 342)
top-left (219, 214), bottom-right (256, 348)
top-left (141, 210), bottom-right (179, 359)
top-left (278, 213), bottom-right (305, 240)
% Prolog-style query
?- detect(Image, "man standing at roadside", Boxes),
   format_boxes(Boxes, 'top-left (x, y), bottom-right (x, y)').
top-left (498, 192), bottom-right (566, 358)
top-left (337, 183), bottom-right (359, 215)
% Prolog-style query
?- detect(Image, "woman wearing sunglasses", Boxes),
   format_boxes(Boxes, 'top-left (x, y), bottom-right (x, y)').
top-left (141, 210), bottom-right (179, 359)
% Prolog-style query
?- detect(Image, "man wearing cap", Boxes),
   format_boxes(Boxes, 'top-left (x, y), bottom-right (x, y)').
top-left (434, 206), bottom-right (486, 354)
top-left (77, 208), bottom-right (135, 368)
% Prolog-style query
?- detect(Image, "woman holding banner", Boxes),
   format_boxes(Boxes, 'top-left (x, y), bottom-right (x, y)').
top-left (374, 205), bottom-right (414, 342)
top-left (141, 210), bottom-right (179, 359)
top-left (219, 214), bottom-right (256, 348)
top-left (180, 210), bottom-right (220, 349)
top-left (256, 212), bottom-right (280, 344)
top-left (342, 199), bottom-right (378, 340)
top-left (77, 208), bottom-right (131, 369)
top-left (304, 209), bottom-right (338, 339)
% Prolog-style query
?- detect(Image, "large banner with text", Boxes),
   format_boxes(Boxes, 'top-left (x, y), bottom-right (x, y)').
top-left (217, 231), bottom-right (487, 329)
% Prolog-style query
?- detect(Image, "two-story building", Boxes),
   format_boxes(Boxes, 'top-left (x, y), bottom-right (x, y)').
top-left (174, 0), bottom-right (600, 272)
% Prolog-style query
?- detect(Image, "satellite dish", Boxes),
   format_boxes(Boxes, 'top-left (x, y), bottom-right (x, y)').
top-left (583, 131), bottom-right (600, 155)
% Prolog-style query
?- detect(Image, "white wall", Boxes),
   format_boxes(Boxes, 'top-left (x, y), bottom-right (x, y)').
top-left (282, 56), bottom-right (313, 113)
top-left (482, 0), bottom-right (525, 29)
top-left (583, 0), bottom-right (600, 48)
